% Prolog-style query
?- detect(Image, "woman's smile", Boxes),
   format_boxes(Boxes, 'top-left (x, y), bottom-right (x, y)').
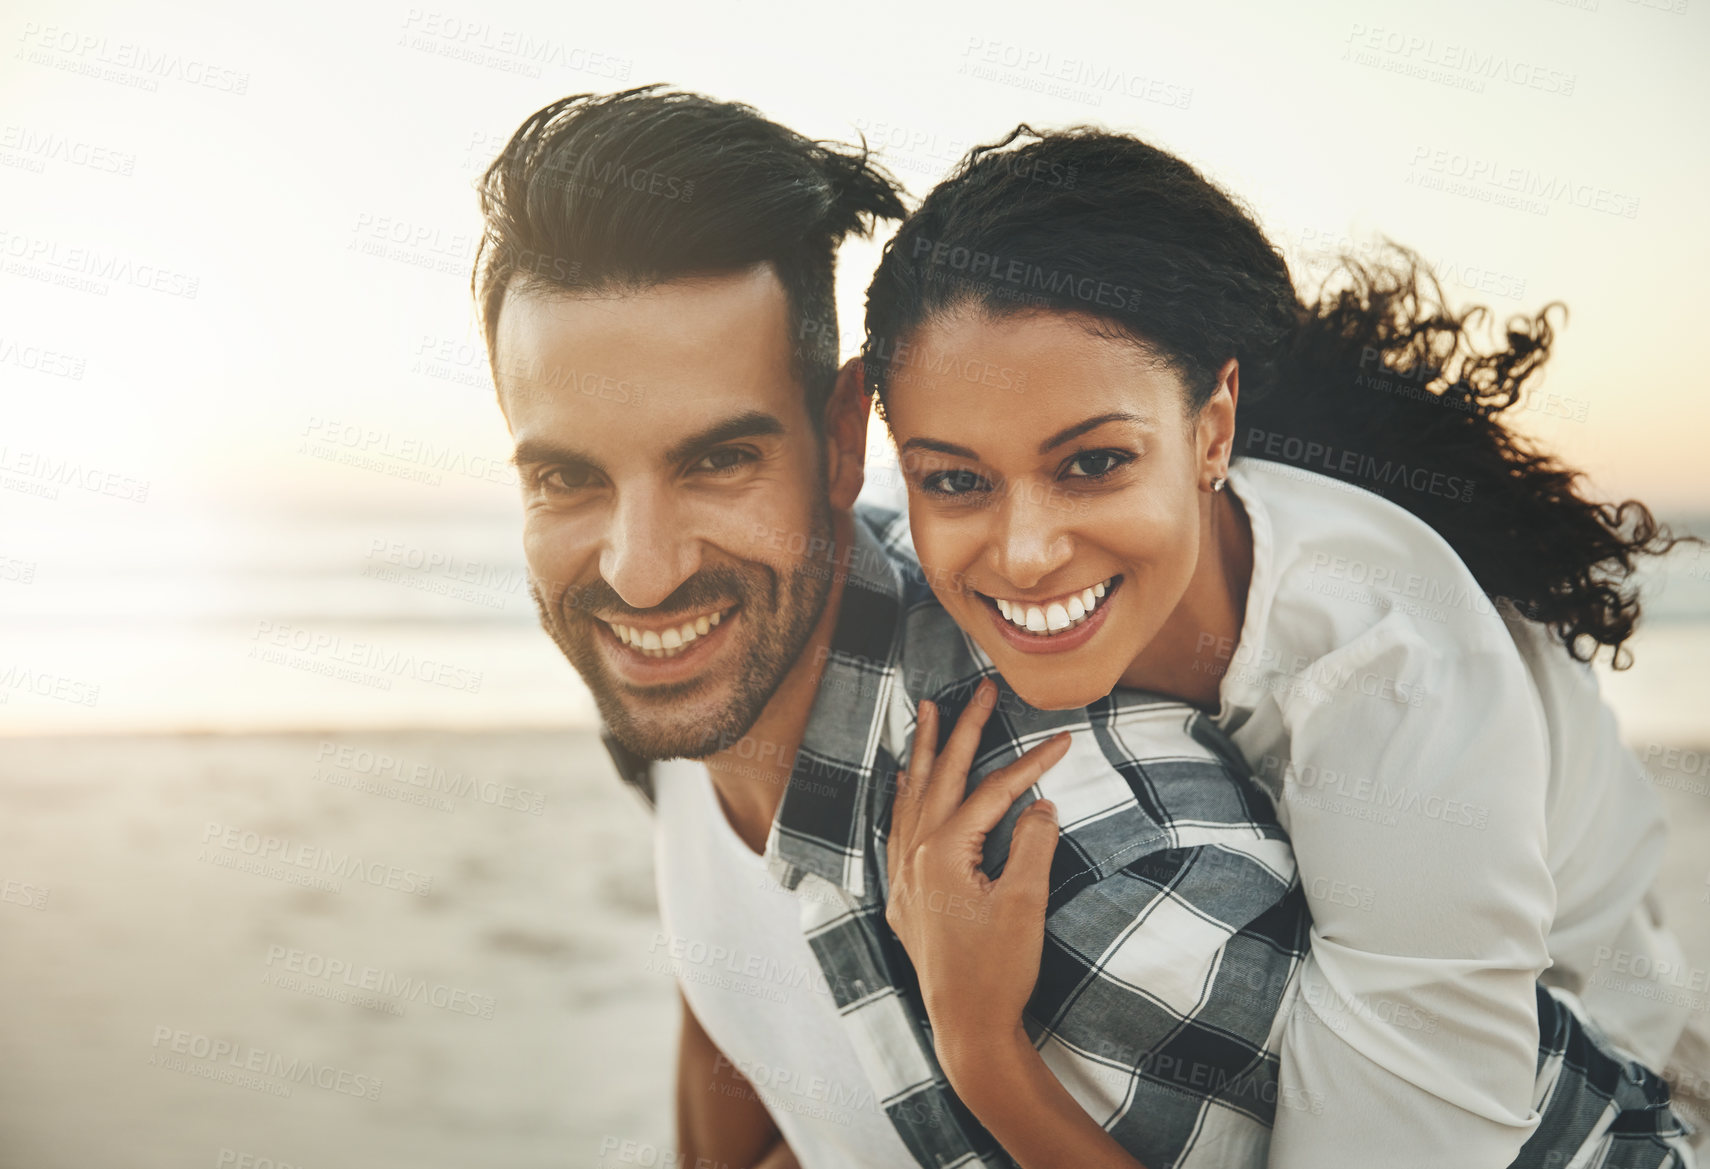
top-left (975, 575), bottom-right (1124, 655)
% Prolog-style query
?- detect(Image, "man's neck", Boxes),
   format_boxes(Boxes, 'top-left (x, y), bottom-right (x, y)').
top-left (702, 509), bottom-right (855, 856)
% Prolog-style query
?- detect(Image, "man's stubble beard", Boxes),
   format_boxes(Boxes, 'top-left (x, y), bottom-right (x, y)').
top-left (530, 497), bottom-right (836, 762)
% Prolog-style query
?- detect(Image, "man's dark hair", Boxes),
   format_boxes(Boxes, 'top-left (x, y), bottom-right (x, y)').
top-left (473, 85), bottom-right (905, 425)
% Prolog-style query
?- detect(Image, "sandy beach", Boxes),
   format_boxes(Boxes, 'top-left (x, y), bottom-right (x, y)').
top-left (2, 728), bottom-right (1708, 1169)
top-left (0, 730), bottom-right (675, 1169)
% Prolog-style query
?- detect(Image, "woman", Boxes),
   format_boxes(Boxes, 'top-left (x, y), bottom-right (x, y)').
top-left (862, 126), bottom-right (1702, 1167)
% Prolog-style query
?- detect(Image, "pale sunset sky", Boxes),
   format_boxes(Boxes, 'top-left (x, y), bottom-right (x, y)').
top-left (2, 0), bottom-right (1706, 733)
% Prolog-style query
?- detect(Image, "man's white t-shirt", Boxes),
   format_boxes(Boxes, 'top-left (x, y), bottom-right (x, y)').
top-left (651, 757), bottom-right (917, 1168)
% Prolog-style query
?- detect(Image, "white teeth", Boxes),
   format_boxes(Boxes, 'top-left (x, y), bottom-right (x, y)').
top-left (992, 578), bottom-right (1116, 637)
top-left (606, 607), bottom-right (732, 659)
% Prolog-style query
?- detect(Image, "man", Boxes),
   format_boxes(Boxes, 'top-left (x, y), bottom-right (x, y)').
top-left (469, 87), bottom-right (1683, 1169)
top-left (469, 85), bottom-right (1308, 1169)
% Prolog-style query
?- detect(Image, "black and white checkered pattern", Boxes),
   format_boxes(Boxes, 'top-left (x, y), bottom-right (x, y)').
top-left (1513, 985), bottom-right (1695, 1168)
top-left (601, 504), bottom-right (1694, 1168)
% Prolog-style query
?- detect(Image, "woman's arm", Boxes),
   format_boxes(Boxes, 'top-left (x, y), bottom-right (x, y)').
top-left (885, 683), bottom-right (1149, 1169)
top-left (1264, 626), bottom-right (1556, 1167)
top-left (939, 1020), bottom-right (1149, 1169)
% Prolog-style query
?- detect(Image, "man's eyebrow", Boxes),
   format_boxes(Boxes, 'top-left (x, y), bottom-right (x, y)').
top-left (1038, 412), bottom-right (1154, 453)
top-left (664, 410), bottom-right (787, 465)
top-left (509, 412), bottom-right (787, 474)
top-left (510, 438), bottom-right (601, 472)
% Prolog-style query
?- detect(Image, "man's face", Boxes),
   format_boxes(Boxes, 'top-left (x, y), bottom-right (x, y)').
top-left (494, 265), bottom-right (848, 761)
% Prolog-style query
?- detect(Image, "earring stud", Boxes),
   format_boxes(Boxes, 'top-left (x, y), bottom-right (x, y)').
top-left (1211, 475), bottom-right (1227, 493)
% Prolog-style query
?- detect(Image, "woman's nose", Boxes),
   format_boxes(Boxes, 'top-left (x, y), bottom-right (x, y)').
top-left (992, 482), bottom-right (1074, 590)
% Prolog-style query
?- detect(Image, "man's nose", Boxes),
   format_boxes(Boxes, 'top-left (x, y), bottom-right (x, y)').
top-left (599, 488), bottom-right (703, 610)
top-left (992, 483), bottom-right (1074, 590)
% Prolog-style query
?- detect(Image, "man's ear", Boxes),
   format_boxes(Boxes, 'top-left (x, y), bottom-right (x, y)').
top-left (824, 357), bottom-right (870, 510)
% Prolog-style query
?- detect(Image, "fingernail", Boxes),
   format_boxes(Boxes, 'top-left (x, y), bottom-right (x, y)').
top-left (1036, 800), bottom-right (1057, 821)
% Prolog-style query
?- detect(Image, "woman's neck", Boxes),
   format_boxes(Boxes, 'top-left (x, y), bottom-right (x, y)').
top-left (1118, 488), bottom-right (1254, 710)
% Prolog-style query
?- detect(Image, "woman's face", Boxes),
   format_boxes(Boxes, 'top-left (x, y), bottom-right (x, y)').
top-left (882, 308), bottom-right (1220, 711)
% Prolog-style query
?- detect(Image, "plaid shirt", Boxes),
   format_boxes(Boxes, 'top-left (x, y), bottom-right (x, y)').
top-left (605, 506), bottom-right (1313, 1168)
top-left (601, 505), bottom-right (1691, 1169)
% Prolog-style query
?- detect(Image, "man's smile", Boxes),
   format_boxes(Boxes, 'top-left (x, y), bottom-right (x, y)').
top-left (600, 603), bottom-right (739, 659)
top-left (589, 602), bottom-right (746, 684)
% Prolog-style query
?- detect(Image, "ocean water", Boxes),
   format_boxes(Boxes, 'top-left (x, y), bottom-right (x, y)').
top-left (2, 495), bottom-right (1707, 745)
top-left (0, 499), bottom-right (592, 735)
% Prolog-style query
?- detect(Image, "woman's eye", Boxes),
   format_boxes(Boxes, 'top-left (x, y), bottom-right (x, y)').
top-left (694, 447), bottom-right (756, 474)
top-left (1064, 450), bottom-right (1131, 479)
top-left (922, 468), bottom-right (990, 496)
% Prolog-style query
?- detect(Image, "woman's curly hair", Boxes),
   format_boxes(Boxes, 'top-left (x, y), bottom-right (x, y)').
top-left (863, 125), bottom-right (1691, 667)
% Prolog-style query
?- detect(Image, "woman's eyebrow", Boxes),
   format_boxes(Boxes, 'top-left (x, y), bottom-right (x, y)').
top-left (898, 437), bottom-right (980, 459)
top-left (1038, 412), bottom-right (1154, 453)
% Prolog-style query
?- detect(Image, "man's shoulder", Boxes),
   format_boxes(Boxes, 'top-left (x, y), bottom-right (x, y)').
top-left (849, 503), bottom-right (990, 702)
top-left (850, 501), bottom-right (927, 604)
top-left (853, 501), bottom-right (912, 559)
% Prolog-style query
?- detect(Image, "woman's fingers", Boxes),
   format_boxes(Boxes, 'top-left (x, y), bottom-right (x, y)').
top-left (1000, 798), bottom-right (1060, 902)
top-left (953, 733), bottom-right (1072, 836)
top-left (905, 698), bottom-right (940, 794)
top-left (891, 699), bottom-right (939, 892)
top-left (921, 679), bottom-right (1000, 828)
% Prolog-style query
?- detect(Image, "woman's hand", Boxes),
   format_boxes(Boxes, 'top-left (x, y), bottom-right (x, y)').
top-left (884, 678), bottom-right (1070, 1072)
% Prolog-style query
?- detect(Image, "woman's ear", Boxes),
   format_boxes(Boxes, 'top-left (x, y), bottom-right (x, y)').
top-left (1199, 358), bottom-right (1240, 482)
top-left (825, 357), bottom-right (871, 509)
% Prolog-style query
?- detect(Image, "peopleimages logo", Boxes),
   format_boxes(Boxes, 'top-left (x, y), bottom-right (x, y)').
top-left (248, 620), bottom-right (484, 694)
top-left (148, 1026), bottom-right (381, 1100)
top-left (263, 945), bottom-right (496, 1019)
top-left (1243, 427), bottom-right (1476, 504)
top-left (199, 821), bottom-right (433, 896)
top-left (908, 235), bottom-right (1148, 312)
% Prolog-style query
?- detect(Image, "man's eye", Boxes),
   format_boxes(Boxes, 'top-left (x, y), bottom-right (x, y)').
top-left (539, 466), bottom-right (598, 492)
top-left (693, 447), bottom-right (756, 475)
top-left (1063, 450), bottom-right (1132, 479)
top-left (922, 469), bottom-right (990, 496)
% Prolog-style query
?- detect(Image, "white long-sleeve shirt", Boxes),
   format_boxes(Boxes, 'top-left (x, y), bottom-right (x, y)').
top-left (1217, 457), bottom-right (1690, 1168)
